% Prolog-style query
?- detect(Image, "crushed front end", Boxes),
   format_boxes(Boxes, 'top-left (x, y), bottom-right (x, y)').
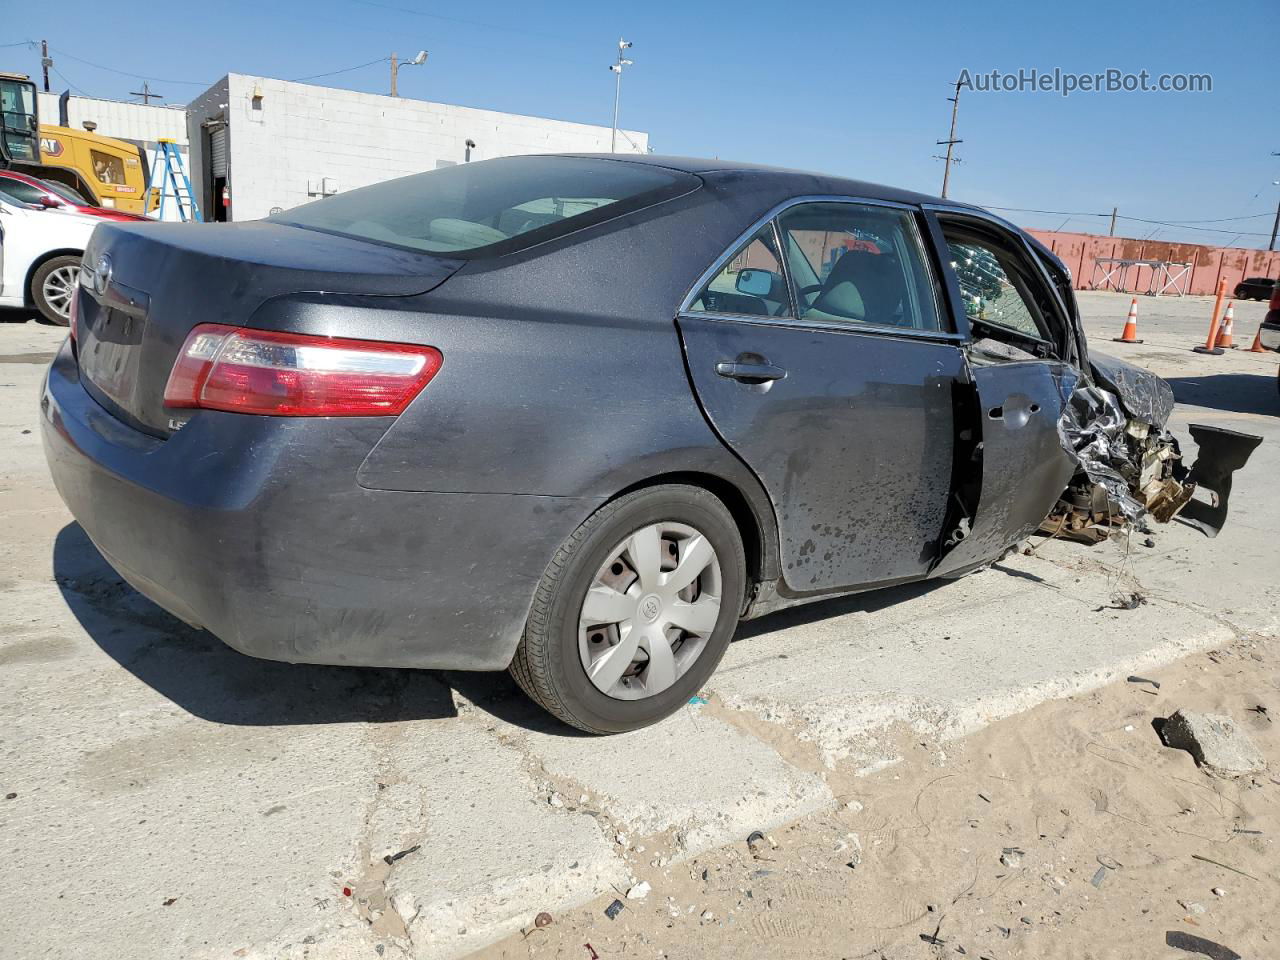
top-left (1047, 351), bottom-right (1261, 541)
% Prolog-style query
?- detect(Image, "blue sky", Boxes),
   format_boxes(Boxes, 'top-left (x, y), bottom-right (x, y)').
top-left (5, 0), bottom-right (1277, 247)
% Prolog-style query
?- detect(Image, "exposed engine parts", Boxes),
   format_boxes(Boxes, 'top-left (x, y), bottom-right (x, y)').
top-left (1047, 354), bottom-right (1261, 543)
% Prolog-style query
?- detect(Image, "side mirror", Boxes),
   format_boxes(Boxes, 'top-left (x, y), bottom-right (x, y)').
top-left (38, 196), bottom-right (62, 209)
top-left (735, 268), bottom-right (776, 298)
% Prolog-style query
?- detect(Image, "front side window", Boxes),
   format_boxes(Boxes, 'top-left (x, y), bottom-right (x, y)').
top-left (941, 228), bottom-right (1056, 342)
top-left (273, 155), bottom-right (698, 257)
top-left (776, 202), bottom-right (943, 331)
top-left (689, 226), bottom-right (791, 318)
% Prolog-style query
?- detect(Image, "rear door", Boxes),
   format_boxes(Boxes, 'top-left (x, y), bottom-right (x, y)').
top-left (928, 212), bottom-right (1080, 576)
top-left (678, 199), bottom-right (968, 594)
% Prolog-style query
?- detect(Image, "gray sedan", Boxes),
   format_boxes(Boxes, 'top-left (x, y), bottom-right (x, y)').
top-left (41, 155), bottom-right (1258, 732)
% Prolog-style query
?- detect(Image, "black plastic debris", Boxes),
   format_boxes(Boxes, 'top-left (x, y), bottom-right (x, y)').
top-left (1096, 592), bottom-right (1147, 612)
top-left (1127, 675), bottom-right (1161, 690)
top-left (919, 932), bottom-right (945, 946)
top-left (1165, 931), bottom-right (1242, 960)
top-left (383, 844), bottom-right (421, 866)
top-left (746, 830), bottom-right (768, 857)
top-left (4, 793), bottom-right (15, 800)
top-left (604, 899), bottom-right (625, 920)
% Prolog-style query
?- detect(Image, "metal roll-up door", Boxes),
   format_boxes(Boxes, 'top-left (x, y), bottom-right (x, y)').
top-left (209, 126), bottom-right (228, 178)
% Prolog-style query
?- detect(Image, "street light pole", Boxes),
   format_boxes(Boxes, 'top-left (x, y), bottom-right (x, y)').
top-left (609, 39), bottom-right (633, 153)
top-left (390, 50), bottom-right (428, 98)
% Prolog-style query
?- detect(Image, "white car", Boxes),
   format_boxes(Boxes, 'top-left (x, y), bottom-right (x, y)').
top-left (0, 196), bottom-right (98, 325)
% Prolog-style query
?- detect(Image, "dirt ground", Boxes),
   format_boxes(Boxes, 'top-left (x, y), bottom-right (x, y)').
top-left (474, 634), bottom-right (1278, 960)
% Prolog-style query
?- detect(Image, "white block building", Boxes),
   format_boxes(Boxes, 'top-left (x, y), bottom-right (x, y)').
top-left (36, 92), bottom-right (190, 145)
top-left (186, 74), bottom-right (649, 222)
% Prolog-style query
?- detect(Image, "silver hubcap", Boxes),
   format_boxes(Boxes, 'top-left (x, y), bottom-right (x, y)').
top-left (578, 521), bottom-right (722, 701)
top-left (43, 265), bottom-right (79, 319)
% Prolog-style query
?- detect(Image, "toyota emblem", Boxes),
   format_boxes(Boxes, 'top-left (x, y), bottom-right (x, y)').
top-left (93, 254), bottom-right (112, 296)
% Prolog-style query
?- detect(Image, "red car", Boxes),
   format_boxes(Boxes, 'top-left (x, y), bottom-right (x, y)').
top-left (0, 170), bottom-right (148, 222)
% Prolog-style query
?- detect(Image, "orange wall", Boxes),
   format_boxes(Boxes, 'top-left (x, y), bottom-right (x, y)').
top-left (1025, 229), bottom-right (1280, 296)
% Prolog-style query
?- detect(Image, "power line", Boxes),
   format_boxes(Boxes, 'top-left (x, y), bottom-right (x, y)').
top-left (46, 44), bottom-right (211, 85)
top-left (49, 65), bottom-right (91, 98)
top-left (986, 205), bottom-right (1273, 235)
top-left (291, 57), bottom-right (390, 83)
top-left (347, 0), bottom-right (581, 44)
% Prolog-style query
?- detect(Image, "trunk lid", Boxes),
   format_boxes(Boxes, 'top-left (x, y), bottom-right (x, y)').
top-left (75, 220), bottom-right (462, 436)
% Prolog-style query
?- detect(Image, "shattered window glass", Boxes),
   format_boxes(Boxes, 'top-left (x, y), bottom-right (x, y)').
top-left (946, 240), bottom-right (1041, 337)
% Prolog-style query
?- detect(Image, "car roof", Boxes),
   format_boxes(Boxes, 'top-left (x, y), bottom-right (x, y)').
top-left (556, 153), bottom-right (988, 214)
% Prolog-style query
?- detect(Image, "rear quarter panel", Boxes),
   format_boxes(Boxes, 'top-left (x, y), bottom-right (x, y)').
top-left (246, 178), bottom-right (791, 576)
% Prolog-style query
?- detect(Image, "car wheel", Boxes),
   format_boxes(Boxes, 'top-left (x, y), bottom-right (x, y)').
top-left (30, 255), bottom-right (81, 326)
top-left (510, 484), bottom-right (746, 733)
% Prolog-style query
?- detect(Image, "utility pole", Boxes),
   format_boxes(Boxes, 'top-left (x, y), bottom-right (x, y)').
top-left (390, 53), bottom-right (399, 97)
top-left (609, 39), bottom-right (633, 153)
top-left (1109, 206), bottom-right (1118, 237)
top-left (40, 40), bottom-right (51, 92)
top-left (129, 81), bottom-right (162, 105)
top-left (1270, 153), bottom-right (1280, 252)
top-left (935, 79), bottom-right (963, 199)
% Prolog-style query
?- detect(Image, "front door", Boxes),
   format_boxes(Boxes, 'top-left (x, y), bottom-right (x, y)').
top-left (931, 215), bottom-right (1081, 575)
top-left (679, 200), bottom-right (967, 593)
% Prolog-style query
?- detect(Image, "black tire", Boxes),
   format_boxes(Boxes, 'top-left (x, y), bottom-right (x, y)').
top-left (509, 484), bottom-right (747, 733)
top-left (30, 255), bottom-right (81, 326)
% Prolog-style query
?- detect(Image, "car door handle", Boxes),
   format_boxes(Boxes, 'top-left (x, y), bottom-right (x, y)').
top-left (715, 361), bottom-right (787, 383)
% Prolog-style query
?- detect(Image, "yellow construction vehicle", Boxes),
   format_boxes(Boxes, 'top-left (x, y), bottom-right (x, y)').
top-left (1, 71), bottom-right (150, 214)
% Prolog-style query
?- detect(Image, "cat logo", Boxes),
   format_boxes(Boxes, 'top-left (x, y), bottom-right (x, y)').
top-left (40, 136), bottom-right (65, 158)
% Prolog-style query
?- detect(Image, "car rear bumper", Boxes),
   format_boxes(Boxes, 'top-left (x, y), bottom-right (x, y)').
top-left (40, 339), bottom-right (598, 670)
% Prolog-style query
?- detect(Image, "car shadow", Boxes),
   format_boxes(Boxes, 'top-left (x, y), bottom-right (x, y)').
top-left (733, 576), bottom-right (946, 640)
top-left (51, 522), bottom-right (580, 731)
top-left (0, 306), bottom-right (50, 325)
top-left (55, 521), bottom-right (957, 737)
top-left (1165, 372), bottom-right (1279, 417)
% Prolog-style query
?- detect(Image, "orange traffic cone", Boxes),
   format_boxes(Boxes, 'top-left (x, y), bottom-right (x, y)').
top-left (1248, 323), bottom-right (1268, 353)
top-left (1214, 301), bottom-right (1235, 349)
top-left (1113, 297), bottom-right (1143, 343)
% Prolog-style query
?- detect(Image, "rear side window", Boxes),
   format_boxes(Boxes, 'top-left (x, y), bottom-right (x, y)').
top-left (777, 202), bottom-right (943, 331)
top-left (0, 178), bottom-right (45, 205)
top-left (273, 156), bottom-right (698, 258)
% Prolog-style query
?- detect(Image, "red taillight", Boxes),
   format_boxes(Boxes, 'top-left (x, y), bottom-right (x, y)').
top-left (163, 324), bottom-right (442, 417)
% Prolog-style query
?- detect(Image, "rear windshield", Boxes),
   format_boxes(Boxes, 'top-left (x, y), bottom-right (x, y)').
top-left (272, 156), bottom-right (698, 258)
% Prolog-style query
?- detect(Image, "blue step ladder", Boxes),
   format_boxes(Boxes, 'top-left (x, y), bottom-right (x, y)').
top-left (145, 139), bottom-right (202, 222)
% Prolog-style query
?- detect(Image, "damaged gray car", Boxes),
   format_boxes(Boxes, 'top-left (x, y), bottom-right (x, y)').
top-left (42, 155), bottom-right (1261, 734)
